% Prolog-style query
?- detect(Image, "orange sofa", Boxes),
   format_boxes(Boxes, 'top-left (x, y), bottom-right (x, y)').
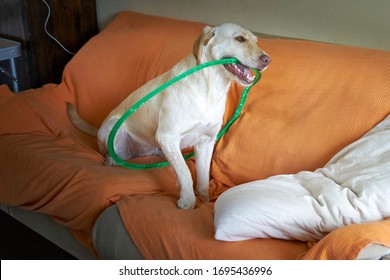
top-left (1, 11), bottom-right (390, 259)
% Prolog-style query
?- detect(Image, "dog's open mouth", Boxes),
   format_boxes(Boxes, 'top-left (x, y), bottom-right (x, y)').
top-left (223, 58), bottom-right (256, 85)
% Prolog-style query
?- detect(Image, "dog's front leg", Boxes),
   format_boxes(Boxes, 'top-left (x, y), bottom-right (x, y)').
top-left (194, 141), bottom-right (214, 203)
top-left (156, 134), bottom-right (196, 209)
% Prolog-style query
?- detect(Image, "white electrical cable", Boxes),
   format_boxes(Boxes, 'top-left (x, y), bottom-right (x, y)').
top-left (41, 0), bottom-right (76, 55)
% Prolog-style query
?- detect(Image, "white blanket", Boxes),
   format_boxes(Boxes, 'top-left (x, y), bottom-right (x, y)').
top-left (214, 114), bottom-right (390, 241)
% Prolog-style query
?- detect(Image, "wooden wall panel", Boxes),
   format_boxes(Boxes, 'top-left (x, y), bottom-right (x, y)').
top-left (0, 0), bottom-right (98, 90)
top-left (0, 0), bottom-right (31, 89)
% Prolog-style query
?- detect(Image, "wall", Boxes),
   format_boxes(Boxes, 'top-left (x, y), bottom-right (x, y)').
top-left (96, 0), bottom-right (390, 51)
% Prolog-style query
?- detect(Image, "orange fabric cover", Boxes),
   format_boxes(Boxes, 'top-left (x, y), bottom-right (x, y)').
top-left (0, 82), bottom-right (185, 249)
top-left (117, 195), bottom-right (307, 259)
top-left (212, 39), bottom-right (390, 188)
top-left (1, 10), bottom-right (389, 259)
top-left (301, 219), bottom-right (390, 260)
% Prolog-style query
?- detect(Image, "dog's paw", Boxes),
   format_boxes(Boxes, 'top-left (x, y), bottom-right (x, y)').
top-left (177, 195), bottom-right (196, 210)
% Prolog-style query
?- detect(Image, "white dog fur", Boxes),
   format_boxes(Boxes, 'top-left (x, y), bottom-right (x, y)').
top-left (67, 23), bottom-right (271, 209)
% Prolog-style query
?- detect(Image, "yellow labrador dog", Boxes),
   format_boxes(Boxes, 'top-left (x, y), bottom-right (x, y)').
top-left (68, 23), bottom-right (271, 209)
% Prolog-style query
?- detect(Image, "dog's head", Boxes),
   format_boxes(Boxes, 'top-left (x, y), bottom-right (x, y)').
top-left (193, 23), bottom-right (271, 86)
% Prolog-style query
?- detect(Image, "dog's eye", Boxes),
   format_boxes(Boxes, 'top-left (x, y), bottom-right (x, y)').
top-left (234, 36), bottom-right (247, 43)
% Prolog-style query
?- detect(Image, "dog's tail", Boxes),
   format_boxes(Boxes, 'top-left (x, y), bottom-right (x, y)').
top-left (66, 103), bottom-right (98, 137)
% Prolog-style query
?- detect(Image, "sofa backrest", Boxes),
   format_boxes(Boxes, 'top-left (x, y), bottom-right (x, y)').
top-left (63, 11), bottom-right (204, 127)
top-left (63, 11), bottom-right (390, 187)
top-left (211, 37), bottom-right (390, 186)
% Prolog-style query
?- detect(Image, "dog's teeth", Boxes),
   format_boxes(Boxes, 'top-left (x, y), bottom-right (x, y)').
top-left (225, 63), bottom-right (254, 84)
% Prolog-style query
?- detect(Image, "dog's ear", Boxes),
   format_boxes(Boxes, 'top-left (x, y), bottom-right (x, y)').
top-left (193, 26), bottom-right (215, 65)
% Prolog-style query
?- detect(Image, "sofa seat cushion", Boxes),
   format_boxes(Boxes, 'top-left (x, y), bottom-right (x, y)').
top-left (117, 194), bottom-right (308, 259)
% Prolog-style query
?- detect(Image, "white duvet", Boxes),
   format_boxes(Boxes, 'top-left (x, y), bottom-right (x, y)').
top-left (214, 114), bottom-right (390, 241)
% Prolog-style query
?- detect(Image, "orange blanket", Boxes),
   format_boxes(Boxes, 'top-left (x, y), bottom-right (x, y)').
top-left (0, 83), bottom-right (175, 248)
top-left (1, 11), bottom-right (390, 259)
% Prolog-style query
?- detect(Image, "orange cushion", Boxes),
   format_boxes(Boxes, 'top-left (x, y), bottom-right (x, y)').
top-left (211, 39), bottom-right (390, 188)
top-left (118, 194), bottom-right (307, 260)
top-left (302, 219), bottom-right (390, 260)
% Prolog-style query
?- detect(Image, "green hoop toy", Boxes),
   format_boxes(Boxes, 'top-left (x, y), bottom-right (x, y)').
top-left (107, 57), bottom-right (261, 169)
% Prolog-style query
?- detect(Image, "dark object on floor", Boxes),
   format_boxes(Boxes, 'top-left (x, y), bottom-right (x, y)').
top-left (0, 210), bottom-right (76, 260)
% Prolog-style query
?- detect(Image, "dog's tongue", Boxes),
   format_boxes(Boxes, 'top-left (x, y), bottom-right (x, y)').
top-left (225, 63), bottom-right (255, 84)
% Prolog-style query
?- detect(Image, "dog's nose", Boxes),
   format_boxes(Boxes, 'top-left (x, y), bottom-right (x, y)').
top-left (259, 54), bottom-right (271, 68)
